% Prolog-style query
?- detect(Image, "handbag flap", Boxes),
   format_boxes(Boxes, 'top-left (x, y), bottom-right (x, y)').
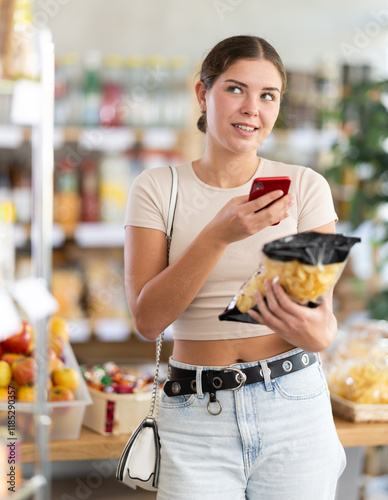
top-left (127, 426), bottom-right (156, 480)
top-left (116, 417), bottom-right (160, 490)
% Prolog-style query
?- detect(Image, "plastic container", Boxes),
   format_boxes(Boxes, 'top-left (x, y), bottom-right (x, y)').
top-left (0, 343), bottom-right (92, 441)
top-left (83, 386), bottom-right (151, 436)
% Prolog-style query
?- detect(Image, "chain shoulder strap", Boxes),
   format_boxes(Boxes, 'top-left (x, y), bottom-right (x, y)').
top-left (147, 166), bottom-right (178, 420)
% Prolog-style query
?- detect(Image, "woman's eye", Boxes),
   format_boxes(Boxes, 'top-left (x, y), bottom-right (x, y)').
top-left (262, 92), bottom-right (276, 101)
top-left (227, 85), bottom-right (242, 94)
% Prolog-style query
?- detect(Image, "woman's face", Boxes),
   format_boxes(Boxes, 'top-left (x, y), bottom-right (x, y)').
top-left (198, 58), bottom-right (282, 156)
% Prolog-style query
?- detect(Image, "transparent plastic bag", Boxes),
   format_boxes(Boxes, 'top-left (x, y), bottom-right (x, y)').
top-left (219, 232), bottom-right (361, 324)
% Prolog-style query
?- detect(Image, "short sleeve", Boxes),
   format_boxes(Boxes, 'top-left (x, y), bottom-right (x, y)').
top-left (124, 168), bottom-right (169, 233)
top-left (297, 168), bottom-right (338, 232)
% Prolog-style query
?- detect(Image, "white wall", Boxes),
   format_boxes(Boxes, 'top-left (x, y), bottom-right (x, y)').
top-left (37, 0), bottom-right (388, 74)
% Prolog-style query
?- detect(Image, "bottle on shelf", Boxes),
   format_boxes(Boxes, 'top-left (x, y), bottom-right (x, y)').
top-left (53, 157), bottom-right (81, 237)
top-left (100, 54), bottom-right (125, 128)
top-left (165, 55), bottom-right (190, 128)
top-left (80, 156), bottom-right (100, 223)
top-left (99, 148), bottom-right (131, 224)
top-left (54, 53), bottom-right (83, 126)
top-left (1, 0), bottom-right (39, 80)
top-left (142, 55), bottom-right (167, 127)
top-left (83, 51), bottom-right (102, 127)
top-left (124, 55), bottom-right (146, 128)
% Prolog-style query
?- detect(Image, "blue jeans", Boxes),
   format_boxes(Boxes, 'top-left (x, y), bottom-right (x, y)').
top-left (157, 348), bottom-right (346, 500)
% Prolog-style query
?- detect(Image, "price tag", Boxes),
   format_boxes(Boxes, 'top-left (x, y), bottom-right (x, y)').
top-left (11, 277), bottom-right (58, 321)
top-left (10, 79), bottom-right (41, 126)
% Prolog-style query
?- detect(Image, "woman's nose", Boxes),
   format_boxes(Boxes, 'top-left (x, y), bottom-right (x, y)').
top-left (241, 98), bottom-right (259, 116)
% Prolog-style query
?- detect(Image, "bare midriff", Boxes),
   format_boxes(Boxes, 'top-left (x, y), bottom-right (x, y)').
top-left (172, 334), bottom-right (295, 366)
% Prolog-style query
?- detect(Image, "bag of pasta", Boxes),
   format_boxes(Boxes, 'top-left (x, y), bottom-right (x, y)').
top-left (219, 232), bottom-right (361, 324)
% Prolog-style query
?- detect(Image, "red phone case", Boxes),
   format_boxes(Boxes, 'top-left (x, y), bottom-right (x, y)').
top-left (249, 176), bottom-right (291, 201)
top-left (249, 176), bottom-right (291, 225)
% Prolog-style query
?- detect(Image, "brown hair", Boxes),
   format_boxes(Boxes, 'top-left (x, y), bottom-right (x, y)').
top-left (197, 35), bottom-right (287, 133)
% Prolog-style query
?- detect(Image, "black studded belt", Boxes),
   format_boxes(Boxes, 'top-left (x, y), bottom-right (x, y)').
top-left (164, 350), bottom-right (317, 400)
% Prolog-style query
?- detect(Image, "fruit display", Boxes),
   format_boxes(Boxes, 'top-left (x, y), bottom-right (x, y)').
top-left (0, 316), bottom-right (91, 440)
top-left (0, 316), bottom-right (79, 402)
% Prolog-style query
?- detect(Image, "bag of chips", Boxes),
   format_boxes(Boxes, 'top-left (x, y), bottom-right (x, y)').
top-left (219, 232), bottom-right (361, 324)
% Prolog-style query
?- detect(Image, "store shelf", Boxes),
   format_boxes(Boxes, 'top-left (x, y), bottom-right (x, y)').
top-left (20, 417), bottom-right (388, 464)
top-left (15, 223), bottom-right (66, 248)
top-left (0, 124), bottom-right (184, 149)
top-left (74, 222), bottom-right (125, 247)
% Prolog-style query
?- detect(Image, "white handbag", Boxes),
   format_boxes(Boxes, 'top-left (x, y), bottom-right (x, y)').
top-left (116, 166), bottom-right (178, 491)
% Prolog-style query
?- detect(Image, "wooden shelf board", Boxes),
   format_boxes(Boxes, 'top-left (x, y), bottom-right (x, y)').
top-left (20, 417), bottom-right (388, 464)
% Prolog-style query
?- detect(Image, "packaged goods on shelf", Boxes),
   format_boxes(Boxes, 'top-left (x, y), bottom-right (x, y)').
top-left (53, 157), bottom-right (81, 236)
top-left (83, 253), bottom-right (130, 323)
top-left (124, 55), bottom-right (146, 128)
top-left (326, 320), bottom-right (388, 422)
top-left (80, 157), bottom-right (100, 223)
top-left (100, 54), bottom-right (125, 128)
top-left (1, 0), bottom-right (39, 81)
top-left (55, 53), bottom-right (83, 126)
top-left (83, 51), bottom-right (102, 127)
top-left (53, 51), bottom-right (193, 128)
top-left (51, 266), bottom-right (85, 320)
top-left (99, 149), bottom-right (130, 224)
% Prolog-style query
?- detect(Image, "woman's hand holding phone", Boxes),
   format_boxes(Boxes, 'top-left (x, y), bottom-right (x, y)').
top-left (205, 179), bottom-right (293, 246)
top-left (248, 176), bottom-right (291, 225)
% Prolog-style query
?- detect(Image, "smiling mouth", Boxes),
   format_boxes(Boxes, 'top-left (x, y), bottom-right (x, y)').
top-left (232, 124), bottom-right (258, 132)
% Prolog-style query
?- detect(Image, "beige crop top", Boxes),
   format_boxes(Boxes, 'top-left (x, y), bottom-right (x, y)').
top-left (124, 159), bottom-right (338, 341)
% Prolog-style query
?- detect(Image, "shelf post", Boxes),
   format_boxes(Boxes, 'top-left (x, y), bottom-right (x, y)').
top-left (30, 27), bottom-right (55, 500)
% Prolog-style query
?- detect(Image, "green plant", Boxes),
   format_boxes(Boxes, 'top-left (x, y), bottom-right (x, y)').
top-left (326, 79), bottom-right (388, 319)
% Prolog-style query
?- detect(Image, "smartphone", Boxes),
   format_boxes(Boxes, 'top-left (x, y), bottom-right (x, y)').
top-left (249, 176), bottom-right (291, 225)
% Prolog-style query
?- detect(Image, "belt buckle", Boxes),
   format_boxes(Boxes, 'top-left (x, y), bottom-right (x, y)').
top-left (225, 367), bottom-right (247, 391)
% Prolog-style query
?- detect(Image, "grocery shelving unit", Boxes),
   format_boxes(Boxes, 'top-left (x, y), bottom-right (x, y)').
top-left (0, 23), bottom-right (55, 499)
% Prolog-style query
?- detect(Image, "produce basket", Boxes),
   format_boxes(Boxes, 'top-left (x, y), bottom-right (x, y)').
top-left (83, 386), bottom-right (152, 436)
top-left (0, 343), bottom-right (92, 441)
top-left (331, 393), bottom-right (388, 423)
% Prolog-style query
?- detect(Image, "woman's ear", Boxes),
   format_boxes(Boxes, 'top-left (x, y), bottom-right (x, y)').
top-left (195, 80), bottom-right (206, 110)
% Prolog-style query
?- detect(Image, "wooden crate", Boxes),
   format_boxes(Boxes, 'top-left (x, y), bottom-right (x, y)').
top-left (331, 393), bottom-right (388, 423)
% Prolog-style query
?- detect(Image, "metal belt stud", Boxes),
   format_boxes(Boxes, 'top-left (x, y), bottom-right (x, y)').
top-left (171, 382), bottom-right (181, 394)
top-left (282, 360), bottom-right (293, 373)
top-left (301, 353), bottom-right (310, 366)
top-left (212, 376), bottom-right (223, 390)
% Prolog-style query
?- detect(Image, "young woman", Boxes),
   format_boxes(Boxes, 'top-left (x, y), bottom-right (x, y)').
top-left (124, 35), bottom-right (346, 500)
